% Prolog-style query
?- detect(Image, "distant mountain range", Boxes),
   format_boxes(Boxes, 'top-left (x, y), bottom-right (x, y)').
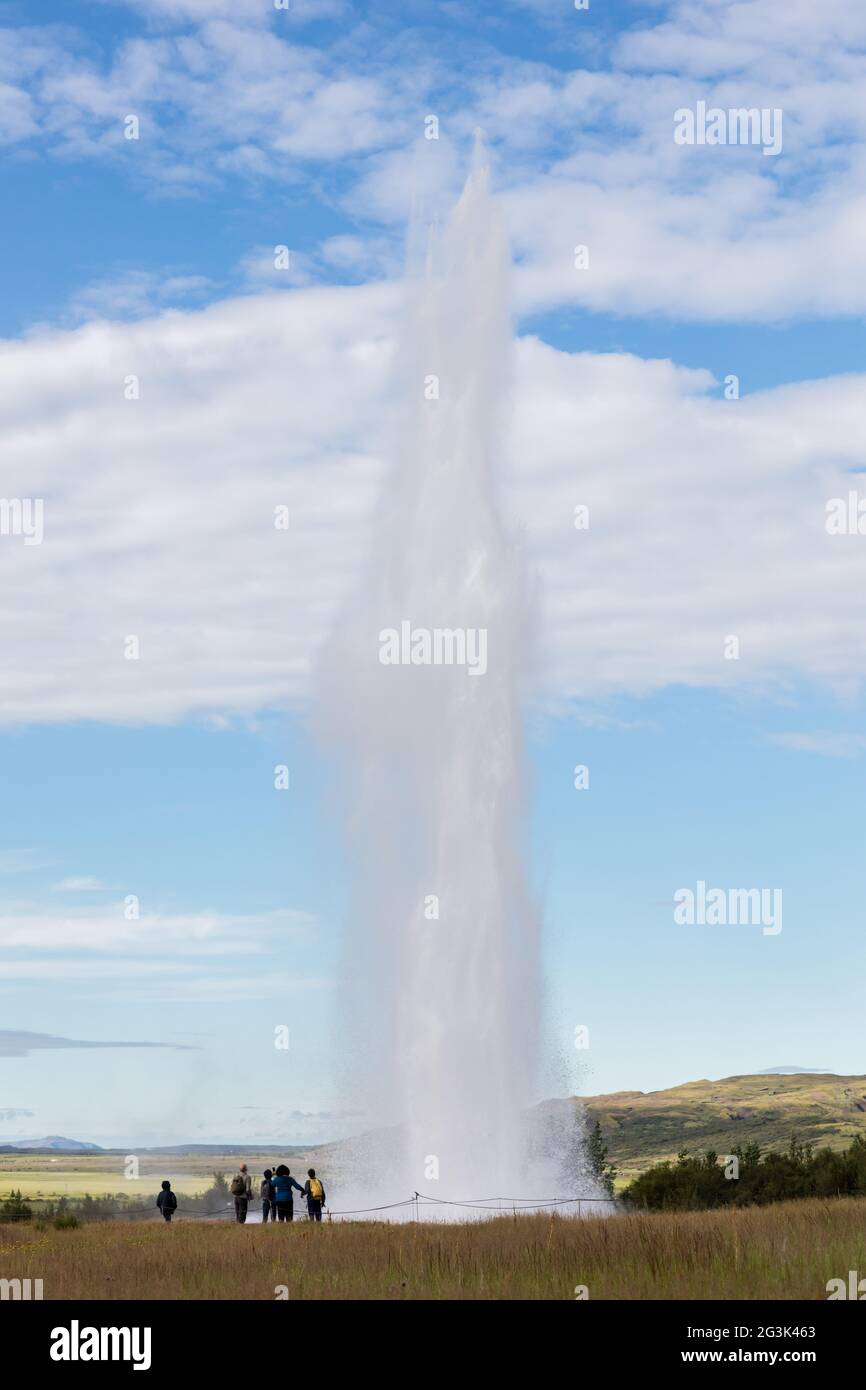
top-left (0, 1135), bottom-right (103, 1152)
top-left (759, 1065), bottom-right (830, 1075)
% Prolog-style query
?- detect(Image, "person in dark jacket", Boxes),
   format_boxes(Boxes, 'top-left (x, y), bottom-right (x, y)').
top-left (303, 1168), bottom-right (326, 1222)
top-left (156, 1180), bottom-right (177, 1222)
top-left (260, 1169), bottom-right (277, 1223)
top-left (272, 1164), bottom-right (304, 1221)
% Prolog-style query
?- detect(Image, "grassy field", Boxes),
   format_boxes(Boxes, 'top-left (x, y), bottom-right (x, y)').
top-left (1, 1197), bottom-right (864, 1299)
top-left (0, 1150), bottom-right (330, 1201)
top-left (0, 1171), bottom-right (211, 1199)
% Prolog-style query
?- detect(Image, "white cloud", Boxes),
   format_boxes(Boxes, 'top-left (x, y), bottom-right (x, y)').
top-left (0, 78), bottom-right (37, 140)
top-left (66, 271), bottom-right (215, 324)
top-left (1, 282), bottom-right (866, 721)
top-left (0, 281), bottom-right (394, 723)
top-left (615, 0), bottom-right (866, 79)
top-left (768, 732), bottom-right (866, 758)
top-left (238, 235), bottom-right (397, 292)
top-left (51, 877), bottom-right (109, 893)
top-left (0, 960), bottom-right (331, 1003)
top-left (0, 903), bottom-right (324, 1001)
top-left (103, 0), bottom-right (347, 21)
top-left (502, 172), bottom-right (866, 321)
top-left (237, 243), bottom-right (317, 290)
top-left (510, 340), bottom-right (866, 700)
top-left (7, 3), bottom-right (866, 320)
top-left (115, 0), bottom-right (277, 19)
top-left (0, 906), bottom-right (315, 953)
top-left (3, 16), bottom-right (414, 178)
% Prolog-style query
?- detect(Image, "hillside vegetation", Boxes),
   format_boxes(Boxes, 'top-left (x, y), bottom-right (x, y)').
top-left (581, 1073), bottom-right (866, 1182)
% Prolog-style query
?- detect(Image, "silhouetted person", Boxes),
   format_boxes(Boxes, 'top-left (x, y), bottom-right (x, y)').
top-left (303, 1168), bottom-right (326, 1221)
top-left (272, 1164), bottom-right (304, 1221)
top-left (261, 1169), bottom-right (277, 1223)
top-left (156, 1180), bottom-right (177, 1223)
top-left (231, 1163), bottom-right (252, 1222)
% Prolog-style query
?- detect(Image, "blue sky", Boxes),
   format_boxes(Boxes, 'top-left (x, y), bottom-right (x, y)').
top-left (1, 0), bottom-right (865, 1146)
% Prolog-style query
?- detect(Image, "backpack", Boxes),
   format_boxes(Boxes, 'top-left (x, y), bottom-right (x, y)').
top-left (166, 1191), bottom-right (177, 1210)
top-left (308, 1177), bottom-right (323, 1201)
top-left (230, 1174), bottom-right (247, 1196)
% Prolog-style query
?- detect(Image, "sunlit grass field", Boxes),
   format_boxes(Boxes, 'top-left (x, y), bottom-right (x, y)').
top-left (0, 1171), bottom-right (211, 1199)
top-left (0, 1150), bottom-right (325, 1201)
top-left (1, 1197), bottom-right (863, 1299)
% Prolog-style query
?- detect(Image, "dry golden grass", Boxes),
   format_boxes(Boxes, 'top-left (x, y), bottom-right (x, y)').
top-left (1, 1197), bottom-right (864, 1300)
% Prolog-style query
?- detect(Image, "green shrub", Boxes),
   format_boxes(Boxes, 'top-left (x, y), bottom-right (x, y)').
top-left (587, 1120), bottom-right (618, 1196)
top-left (623, 1133), bottom-right (866, 1211)
top-left (54, 1213), bottom-right (80, 1230)
top-left (1, 1190), bottom-right (33, 1222)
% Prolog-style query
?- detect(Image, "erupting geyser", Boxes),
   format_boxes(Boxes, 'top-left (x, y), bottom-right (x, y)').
top-left (318, 144), bottom-right (588, 1212)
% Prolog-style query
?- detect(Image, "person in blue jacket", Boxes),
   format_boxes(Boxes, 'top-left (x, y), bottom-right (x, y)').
top-left (272, 1164), bottom-right (304, 1221)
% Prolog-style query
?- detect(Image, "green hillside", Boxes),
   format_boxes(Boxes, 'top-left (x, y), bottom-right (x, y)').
top-left (581, 1073), bottom-right (866, 1183)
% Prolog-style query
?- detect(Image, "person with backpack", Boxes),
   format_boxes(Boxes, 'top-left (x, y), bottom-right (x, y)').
top-left (260, 1168), bottom-right (277, 1223)
top-left (230, 1163), bottom-right (253, 1222)
top-left (303, 1168), bottom-right (326, 1222)
top-left (272, 1164), bottom-right (305, 1221)
top-left (156, 1180), bottom-right (177, 1223)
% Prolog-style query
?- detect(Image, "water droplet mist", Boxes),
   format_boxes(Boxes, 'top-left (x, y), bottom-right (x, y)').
top-left (317, 148), bottom-right (581, 1212)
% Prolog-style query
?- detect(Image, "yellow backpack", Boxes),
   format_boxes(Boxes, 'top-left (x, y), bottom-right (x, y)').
top-left (308, 1177), bottom-right (323, 1201)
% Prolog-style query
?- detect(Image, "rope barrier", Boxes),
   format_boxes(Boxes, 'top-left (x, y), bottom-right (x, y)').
top-left (2, 1191), bottom-right (617, 1221)
top-left (417, 1192), bottom-right (614, 1207)
top-left (320, 1199), bottom-right (415, 1216)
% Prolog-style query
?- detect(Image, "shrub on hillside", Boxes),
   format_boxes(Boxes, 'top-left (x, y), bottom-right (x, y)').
top-left (623, 1134), bottom-right (866, 1210)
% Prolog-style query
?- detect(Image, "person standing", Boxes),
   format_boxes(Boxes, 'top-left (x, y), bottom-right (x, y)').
top-left (156, 1180), bottom-right (177, 1223)
top-left (303, 1168), bottom-right (326, 1222)
top-left (231, 1163), bottom-right (253, 1222)
top-left (272, 1164), bottom-right (304, 1221)
top-left (260, 1169), bottom-right (277, 1223)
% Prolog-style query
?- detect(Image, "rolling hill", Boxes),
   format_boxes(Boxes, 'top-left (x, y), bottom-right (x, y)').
top-left (581, 1072), bottom-right (866, 1181)
top-left (0, 1136), bottom-right (103, 1152)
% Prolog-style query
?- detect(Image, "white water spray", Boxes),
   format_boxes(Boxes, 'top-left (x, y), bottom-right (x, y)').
top-left (318, 146), bottom-right (587, 1212)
